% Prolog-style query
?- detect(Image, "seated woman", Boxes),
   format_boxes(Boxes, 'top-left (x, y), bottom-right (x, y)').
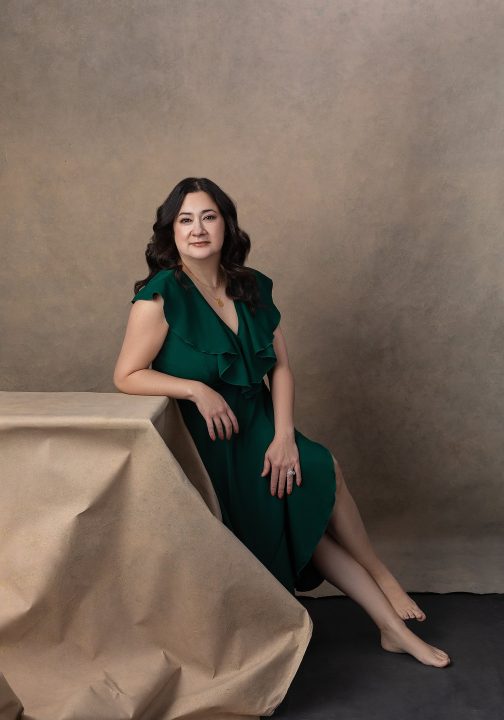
top-left (113, 176), bottom-right (451, 668)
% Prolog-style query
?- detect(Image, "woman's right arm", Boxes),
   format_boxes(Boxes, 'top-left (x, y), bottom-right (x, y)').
top-left (113, 296), bottom-right (200, 400)
top-left (113, 296), bottom-right (239, 440)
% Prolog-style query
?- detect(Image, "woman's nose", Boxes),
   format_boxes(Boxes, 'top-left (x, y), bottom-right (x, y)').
top-left (192, 218), bottom-right (205, 234)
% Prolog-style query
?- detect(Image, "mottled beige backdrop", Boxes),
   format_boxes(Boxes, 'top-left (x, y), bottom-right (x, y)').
top-left (1, 1), bottom-right (503, 593)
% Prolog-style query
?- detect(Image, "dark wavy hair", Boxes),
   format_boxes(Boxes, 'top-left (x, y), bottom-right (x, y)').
top-left (134, 177), bottom-right (263, 313)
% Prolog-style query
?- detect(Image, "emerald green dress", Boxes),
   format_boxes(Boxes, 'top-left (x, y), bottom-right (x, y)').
top-left (131, 267), bottom-right (336, 595)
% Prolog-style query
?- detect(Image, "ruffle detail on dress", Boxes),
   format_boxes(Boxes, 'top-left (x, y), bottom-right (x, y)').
top-left (234, 270), bottom-right (281, 398)
top-left (131, 270), bottom-right (175, 327)
top-left (131, 268), bottom-right (281, 398)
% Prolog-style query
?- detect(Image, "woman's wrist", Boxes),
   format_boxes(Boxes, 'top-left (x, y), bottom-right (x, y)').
top-left (186, 380), bottom-right (203, 402)
top-left (274, 426), bottom-right (295, 440)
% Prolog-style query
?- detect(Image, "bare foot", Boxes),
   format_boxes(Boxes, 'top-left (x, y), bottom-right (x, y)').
top-left (380, 620), bottom-right (451, 667)
top-left (373, 571), bottom-right (426, 621)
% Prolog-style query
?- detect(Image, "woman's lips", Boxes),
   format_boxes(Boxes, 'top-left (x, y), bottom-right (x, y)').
top-left (192, 241), bottom-right (210, 246)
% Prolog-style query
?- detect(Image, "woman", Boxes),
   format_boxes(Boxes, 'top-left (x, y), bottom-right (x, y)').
top-left (113, 177), bottom-right (451, 668)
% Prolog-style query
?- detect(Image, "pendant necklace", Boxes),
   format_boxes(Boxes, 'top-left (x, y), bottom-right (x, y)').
top-left (181, 262), bottom-right (226, 307)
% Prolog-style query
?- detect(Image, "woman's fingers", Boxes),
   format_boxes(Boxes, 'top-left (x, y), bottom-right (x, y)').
top-left (208, 408), bottom-right (239, 440)
top-left (295, 460), bottom-right (302, 486)
top-left (206, 419), bottom-right (216, 440)
top-left (279, 473), bottom-right (287, 498)
top-left (285, 465), bottom-right (294, 495)
top-left (218, 412), bottom-right (233, 440)
top-left (195, 387), bottom-right (239, 440)
top-left (211, 415), bottom-right (223, 440)
top-left (275, 469), bottom-right (287, 499)
top-left (227, 407), bottom-right (239, 434)
top-left (208, 413), bottom-right (225, 440)
top-left (216, 414), bottom-right (232, 440)
top-left (271, 461), bottom-right (302, 497)
top-left (270, 466), bottom-right (279, 497)
top-left (261, 456), bottom-right (271, 477)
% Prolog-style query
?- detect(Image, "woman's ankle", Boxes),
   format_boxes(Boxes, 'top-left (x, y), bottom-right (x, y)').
top-left (378, 615), bottom-right (406, 634)
top-left (369, 561), bottom-right (397, 585)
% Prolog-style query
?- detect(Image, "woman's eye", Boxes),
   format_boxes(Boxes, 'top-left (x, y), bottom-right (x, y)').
top-left (180, 215), bottom-right (216, 223)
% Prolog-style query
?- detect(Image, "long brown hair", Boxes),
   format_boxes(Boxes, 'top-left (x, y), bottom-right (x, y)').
top-left (134, 177), bottom-right (263, 312)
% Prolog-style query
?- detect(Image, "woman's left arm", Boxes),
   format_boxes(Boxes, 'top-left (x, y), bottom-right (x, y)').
top-left (268, 326), bottom-right (295, 437)
top-left (262, 325), bottom-right (303, 497)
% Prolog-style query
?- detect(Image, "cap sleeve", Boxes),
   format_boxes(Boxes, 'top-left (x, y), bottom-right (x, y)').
top-left (131, 270), bottom-right (172, 324)
top-left (253, 269), bottom-right (281, 331)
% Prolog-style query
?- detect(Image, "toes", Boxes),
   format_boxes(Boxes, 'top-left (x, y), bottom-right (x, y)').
top-left (409, 601), bottom-right (426, 621)
top-left (432, 649), bottom-right (450, 666)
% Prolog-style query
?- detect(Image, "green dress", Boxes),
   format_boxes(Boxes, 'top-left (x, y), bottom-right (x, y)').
top-left (131, 267), bottom-right (336, 596)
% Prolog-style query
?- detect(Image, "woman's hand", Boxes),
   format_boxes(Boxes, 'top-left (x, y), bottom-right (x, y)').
top-left (191, 382), bottom-right (239, 441)
top-left (261, 433), bottom-right (302, 498)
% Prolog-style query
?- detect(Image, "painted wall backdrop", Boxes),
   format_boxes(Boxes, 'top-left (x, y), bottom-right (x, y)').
top-left (2, 1), bottom-right (503, 562)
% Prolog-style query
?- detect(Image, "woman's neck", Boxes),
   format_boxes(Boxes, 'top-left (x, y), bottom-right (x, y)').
top-left (179, 257), bottom-right (223, 288)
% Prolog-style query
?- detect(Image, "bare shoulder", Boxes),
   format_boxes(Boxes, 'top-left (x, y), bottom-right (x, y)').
top-left (113, 295), bottom-right (169, 387)
top-left (130, 293), bottom-right (168, 327)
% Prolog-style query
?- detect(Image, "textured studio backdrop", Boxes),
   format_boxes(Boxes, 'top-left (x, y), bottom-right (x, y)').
top-left (1, 0), bottom-right (503, 595)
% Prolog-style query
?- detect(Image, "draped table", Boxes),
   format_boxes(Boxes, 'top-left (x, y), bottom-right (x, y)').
top-left (0, 392), bottom-right (312, 720)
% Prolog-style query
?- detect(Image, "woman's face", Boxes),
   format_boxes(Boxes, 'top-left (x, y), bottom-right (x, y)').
top-left (173, 191), bottom-right (225, 265)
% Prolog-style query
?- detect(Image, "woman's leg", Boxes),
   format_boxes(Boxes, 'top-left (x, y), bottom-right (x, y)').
top-left (312, 531), bottom-right (451, 666)
top-left (326, 458), bottom-right (426, 621)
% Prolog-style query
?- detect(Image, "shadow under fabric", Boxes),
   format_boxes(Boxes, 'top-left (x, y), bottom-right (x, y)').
top-left (131, 266), bottom-right (337, 595)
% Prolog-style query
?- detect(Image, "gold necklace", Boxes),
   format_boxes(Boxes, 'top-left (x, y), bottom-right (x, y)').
top-left (181, 262), bottom-right (226, 307)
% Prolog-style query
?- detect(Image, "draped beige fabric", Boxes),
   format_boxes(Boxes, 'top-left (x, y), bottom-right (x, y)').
top-left (0, 392), bottom-right (313, 720)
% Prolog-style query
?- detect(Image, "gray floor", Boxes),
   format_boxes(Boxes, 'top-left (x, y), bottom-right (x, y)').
top-left (269, 593), bottom-right (504, 720)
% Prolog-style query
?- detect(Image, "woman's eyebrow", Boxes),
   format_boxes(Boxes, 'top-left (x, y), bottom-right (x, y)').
top-left (177, 208), bottom-right (216, 216)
